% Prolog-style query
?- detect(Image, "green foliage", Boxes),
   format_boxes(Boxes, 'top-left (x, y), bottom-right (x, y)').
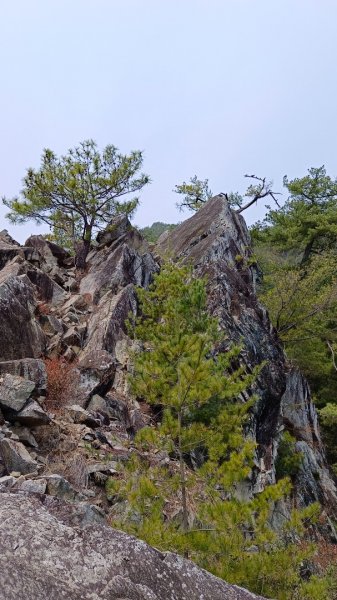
top-left (174, 175), bottom-right (212, 212)
top-left (254, 166), bottom-right (337, 263)
top-left (227, 191), bottom-right (244, 208)
top-left (318, 404), bottom-right (337, 470)
top-left (252, 167), bottom-right (337, 472)
top-left (127, 262), bottom-right (256, 530)
top-left (191, 487), bottom-right (325, 600)
top-left (3, 139), bottom-right (149, 266)
top-left (140, 221), bottom-right (177, 243)
top-left (319, 403), bottom-right (337, 426)
top-left (275, 431), bottom-right (303, 480)
top-left (108, 262), bottom-right (330, 599)
top-left (108, 436), bottom-right (327, 599)
top-left (255, 248), bottom-right (337, 344)
top-left (128, 262), bottom-right (256, 432)
top-left (255, 248), bottom-right (337, 419)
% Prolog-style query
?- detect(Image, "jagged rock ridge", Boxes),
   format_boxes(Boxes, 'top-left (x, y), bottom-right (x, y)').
top-left (0, 200), bottom-right (335, 598)
top-left (157, 196), bottom-right (337, 511)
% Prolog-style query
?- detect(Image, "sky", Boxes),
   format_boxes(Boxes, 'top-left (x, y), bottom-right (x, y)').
top-left (1, 0), bottom-right (337, 243)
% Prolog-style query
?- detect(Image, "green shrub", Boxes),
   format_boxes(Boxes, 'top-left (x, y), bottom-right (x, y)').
top-left (275, 431), bottom-right (303, 480)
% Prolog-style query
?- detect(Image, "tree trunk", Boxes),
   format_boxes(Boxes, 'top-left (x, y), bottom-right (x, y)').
top-left (300, 239), bottom-right (315, 266)
top-left (178, 412), bottom-right (189, 534)
top-left (74, 238), bottom-right (91, 270)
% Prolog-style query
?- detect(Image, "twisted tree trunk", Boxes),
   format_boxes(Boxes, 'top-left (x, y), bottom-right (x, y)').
top-left (75, 223), bottom-right (92, 270)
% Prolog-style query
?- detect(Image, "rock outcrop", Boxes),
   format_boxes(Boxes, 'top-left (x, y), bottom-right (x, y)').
top-left (0, 201), bottom-right (336, 598)
top-left (0, 205), bottom-right (335, 509)
top-left (0, 264), bottom-right (46, 360)
top-left (0, 491), bottom-right (266, 600)
top-left (157, 196), bottom-right (337, 509)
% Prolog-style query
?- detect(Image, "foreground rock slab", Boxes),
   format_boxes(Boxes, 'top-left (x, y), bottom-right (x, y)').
top-left (0, 492), bottom-right (267, 600)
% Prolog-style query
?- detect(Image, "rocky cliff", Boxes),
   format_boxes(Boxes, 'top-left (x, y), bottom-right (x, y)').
top-left (0, 197), bottom-right (335, 598)
top-left (157, 196), bottom-right (337, 513)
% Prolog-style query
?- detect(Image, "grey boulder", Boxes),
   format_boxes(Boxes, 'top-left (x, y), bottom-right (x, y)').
top-left (0, 492), bottom-right (267, 600)
top-left (0, 438), bottom-right (38, 474)
top-left (15, 400), bottom-right (50, 426)
top-left (0, 374), bottom-right (35, 412)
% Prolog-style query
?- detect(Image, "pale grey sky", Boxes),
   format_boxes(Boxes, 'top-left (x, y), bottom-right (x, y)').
top-left (1, 0), bottom-right (336, 242)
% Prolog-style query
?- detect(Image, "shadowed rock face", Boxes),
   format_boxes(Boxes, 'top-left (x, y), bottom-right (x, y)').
top-left (0, 230), bottom-right (40, 270)
top-left (0, 492), bottom-right (267, 600)
top-left (0, 271), bottom-right (46, 361)
top-left (25, 235), bottom-right (71, 268)
top-left (281, 370), bottom-right (337, 509)
top-left (157, 196), bottom-right (337, 507)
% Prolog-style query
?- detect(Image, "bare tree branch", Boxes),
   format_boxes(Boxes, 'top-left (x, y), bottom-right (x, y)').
top-left (327, 340), bottom-right (337, 372)
top-left (236, 174), bottom-right (281, 214)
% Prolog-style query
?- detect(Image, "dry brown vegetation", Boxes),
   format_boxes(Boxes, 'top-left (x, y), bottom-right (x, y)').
top-left (44, 357), bottom-right (83, 412)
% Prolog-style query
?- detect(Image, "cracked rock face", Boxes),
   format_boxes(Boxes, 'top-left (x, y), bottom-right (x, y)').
top-left (0, 492), bottom-right (267, 600)
top-left (281, 371), bottom-right (337, 508)
top-left (0, 271), bottom-right (46, 361)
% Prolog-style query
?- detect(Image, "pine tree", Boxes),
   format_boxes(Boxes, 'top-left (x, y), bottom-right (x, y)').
top-left (107, 262), bottom-right (332, 599)
top-left (126, 262), bottom-right (255, 532)
top-left (2, 139), bottom-right (149, 268)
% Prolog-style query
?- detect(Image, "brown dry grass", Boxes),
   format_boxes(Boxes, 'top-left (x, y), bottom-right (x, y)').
top-left (44, 357), bottom-right (84, 413)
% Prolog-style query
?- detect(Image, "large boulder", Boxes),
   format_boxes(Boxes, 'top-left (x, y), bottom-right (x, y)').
top-left (78, 285), bottom-right (138, 397)
top-left (0, 230), bottom-right (20, 246)
top-left (0, 231), bottom-right (40, 270)
top-left (24, 265), bottom-right (66, 305)
top-left (79, 285), bottom-right (137, 366)
top-left (0, 253), bottom-right (66, 306)
top-left (80, 225), bottom-right (157, 302)
top-left (0, 374), bottom-right (35, 412)
top-left (0, 359), bottom-right (47, 394)
top-left (96, 214), bottom-right (132, 247)
top-left (15, 400), bottom-right (50, 426)
top-left (0, 491), bottom-right (267, 600)
top-left (0, 439), bottom-right (38, 474)
top-left (25, 235), bottom-right (71, 270)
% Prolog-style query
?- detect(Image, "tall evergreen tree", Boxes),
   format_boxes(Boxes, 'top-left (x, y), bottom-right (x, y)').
top-left (127, 262), bottom-right (255, 531)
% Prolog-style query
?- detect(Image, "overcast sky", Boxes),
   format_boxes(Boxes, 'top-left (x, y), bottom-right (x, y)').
top-left (1, 0), bottom-right (336, 242)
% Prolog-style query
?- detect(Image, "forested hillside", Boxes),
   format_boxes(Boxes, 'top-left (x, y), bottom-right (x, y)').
top-left (140, 221), bottom-right (177, 242)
